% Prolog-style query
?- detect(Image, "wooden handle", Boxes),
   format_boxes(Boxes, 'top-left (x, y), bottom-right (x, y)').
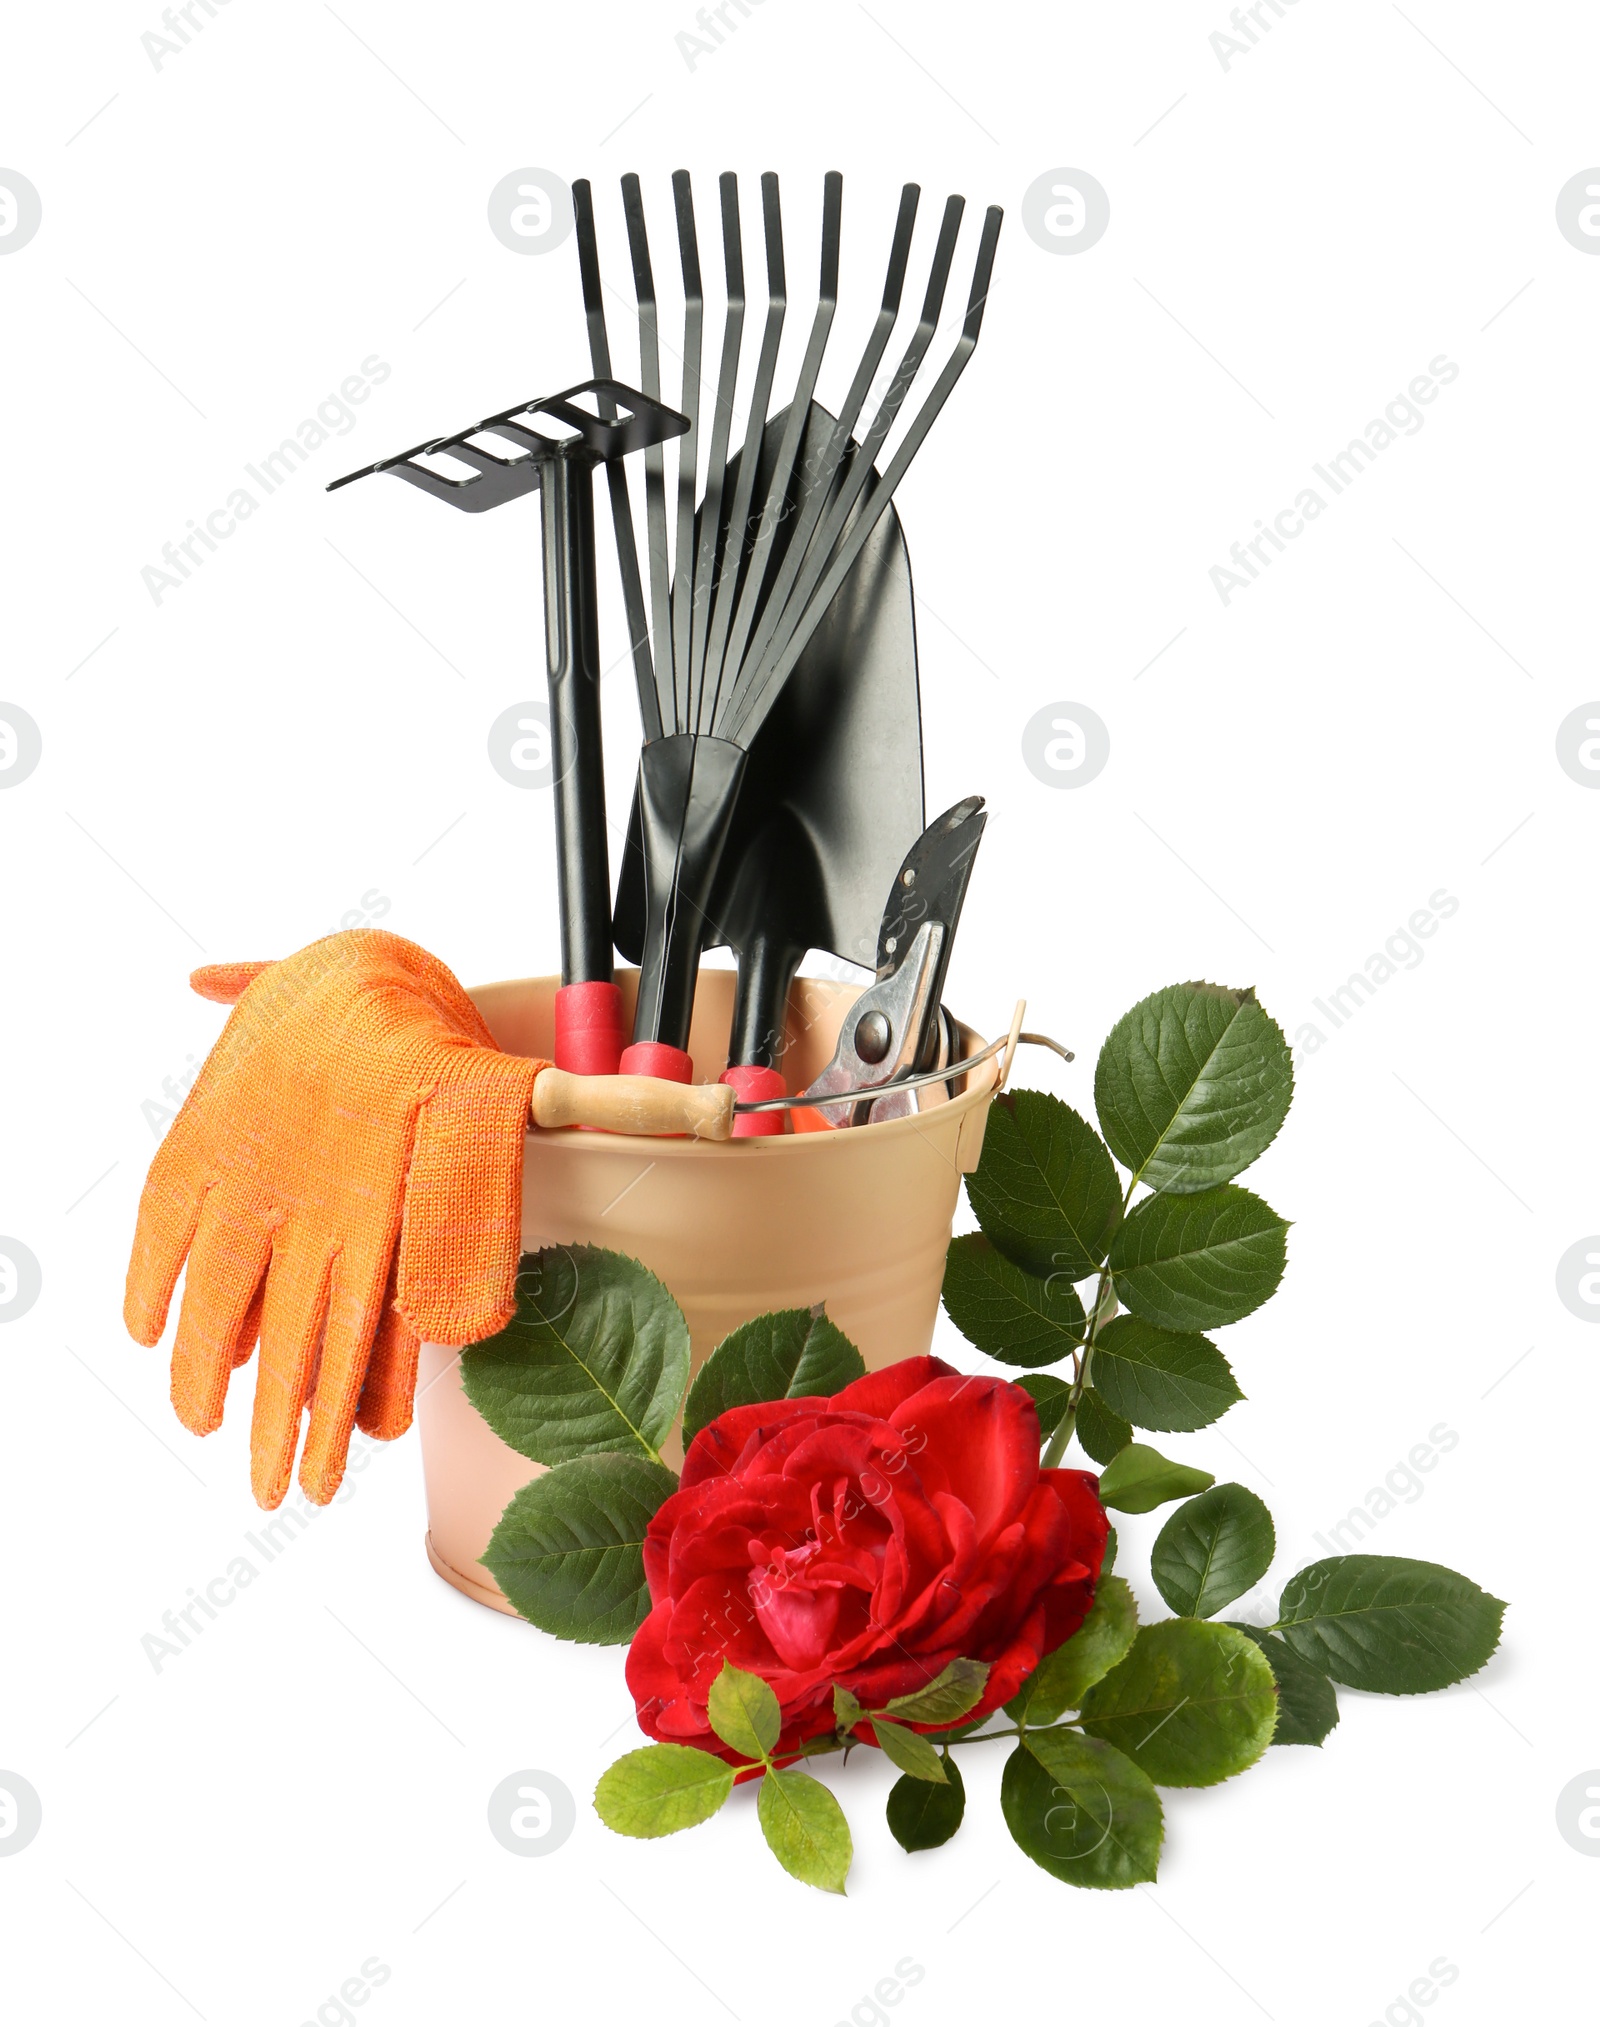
top-left (530, 1067), bottom-right (736, 1141)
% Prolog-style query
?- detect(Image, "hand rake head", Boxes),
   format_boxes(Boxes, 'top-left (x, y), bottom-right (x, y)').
top-left (326, 377), bottom-right (688, 513)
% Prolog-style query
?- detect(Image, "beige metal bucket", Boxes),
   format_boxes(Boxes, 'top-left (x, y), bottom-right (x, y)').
top-left (417, 967), bottom-right (1007, 1615)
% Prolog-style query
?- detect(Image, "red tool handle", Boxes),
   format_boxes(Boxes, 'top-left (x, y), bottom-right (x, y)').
top-left (554, 981), bottom-right (627, 1077)
top-left (720, 1063), bottom-right (786, 1137)
top-left (618, 1039), bottom-right (694, 1083)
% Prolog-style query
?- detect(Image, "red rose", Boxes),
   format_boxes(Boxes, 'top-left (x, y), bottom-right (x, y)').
top-left (625, 1356), bottom-right (1107, 1764)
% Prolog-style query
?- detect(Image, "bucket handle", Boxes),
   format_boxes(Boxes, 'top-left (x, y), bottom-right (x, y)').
top-left (992, 1004), bottom-right (1077, 1092)
top-left (729, 1013), bottom-right (1076, 1118)
top-left (998, 999), bottom-right (1027, 1093)
top-left (528, 1021), bottom-right (1077, 1142)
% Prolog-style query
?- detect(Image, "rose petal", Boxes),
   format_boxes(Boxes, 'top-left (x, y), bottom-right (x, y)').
top-left (827, 1354), bottom-right (959, 1420)
top-left (680, 1398), bottom-right (819, 1489)
top-left (888, 1374), bottom-right (1040, 1541)
top-left (752, 1569), bottom-right (843, 1672)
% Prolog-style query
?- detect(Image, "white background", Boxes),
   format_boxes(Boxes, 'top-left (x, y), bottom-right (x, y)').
top-left (1, 1), bottom-right (1593, 2021)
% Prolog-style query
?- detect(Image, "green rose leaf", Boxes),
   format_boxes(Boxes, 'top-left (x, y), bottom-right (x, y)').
top-left (1103, 1523), bottom-right (1118, 1575)
top-left (941, 1234), bottom-right (1085, 1368)
top-left (1075, 1388), bottom-right (1135, 1465)
top-left (1224, 1624), bottom-right (1340, 1746)
top-left (1095, 983), bottom-right (1293, 1194)
top-left (757, 1767), bottom-right (852, 1895)
top-left (1096, 1442), bottom-right (1215, 1514)
top-left (1009, 1576), bottom-right (1139, 1724)
top-left (1020, 1376), bottom-right (1135, 1466)
top-left (707, 1660), bottom-right (781, 1760)
top-left (832, 1684), bottom-right (864, 1732)
top-left (594, 1745), bottom-right (735, 1839)
top-left (872, 1719), bottom-right (948, 1784)
top-left (1090, 1316), bottom-right (1243, 1433)
top-left (1078, 1619), bottom-right (1278, 1786)
top-left (1273, 1556), bottom-right (1506, 1694)
top-left (1151, 1484), bottom-right (1276, 1619)
top-left (1000, 1730), bottom-right (1163, 1889)
top-left (964, 1091), bottom-right (1122, 1280)
top-left (886, 1755), bottom-right (966, 1852)
top-left (1109, 1185), bottom-right (1288, 1331)
top-left (1017, 1373), bottom-right (1071, 1437)
top-left (880, 1658), bottom-right (990, 1728)
top-left (480, 1453), bottom-right (678, 1644)
top-left (461, 1245), bottom-right (690, 1466)
top-left (681, 1304), bottom-right (866, 1449)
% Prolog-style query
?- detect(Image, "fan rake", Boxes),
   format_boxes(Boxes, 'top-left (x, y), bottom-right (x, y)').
top-left (574, 168), bottom-right (1003, 1078)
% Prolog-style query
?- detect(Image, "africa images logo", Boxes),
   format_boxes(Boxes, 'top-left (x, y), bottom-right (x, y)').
top-left (1210, 355), bottom-right (1460, 606)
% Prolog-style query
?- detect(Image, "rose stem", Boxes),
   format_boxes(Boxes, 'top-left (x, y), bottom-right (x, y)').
top-left (1040, 1173), bottom-right (1138, 1470)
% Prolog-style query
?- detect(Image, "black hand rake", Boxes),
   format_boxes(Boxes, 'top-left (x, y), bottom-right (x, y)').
top-left (327, 379), bottom-right (688, 1073)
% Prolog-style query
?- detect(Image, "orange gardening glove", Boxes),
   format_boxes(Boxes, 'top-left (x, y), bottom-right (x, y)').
top-left (124, 930), bottom-right (549, 1509)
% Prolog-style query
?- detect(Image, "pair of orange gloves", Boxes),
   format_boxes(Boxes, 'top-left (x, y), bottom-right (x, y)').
top-left (124, 932), bottom-right (550, 1510)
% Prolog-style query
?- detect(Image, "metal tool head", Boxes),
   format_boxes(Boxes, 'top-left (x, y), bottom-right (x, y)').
top-left (800, 920), bottom-right (946, 1125)
top-left (721, 201), bottom-right (1004, 747)
top-left (873, 793), bottom-right (986, 980)
top-left (798, 795), bottom-right (987, 1125)
top-left (611, 401), bottom-right (924, 993)
top-left (325, 378), bottom-right (688, 514)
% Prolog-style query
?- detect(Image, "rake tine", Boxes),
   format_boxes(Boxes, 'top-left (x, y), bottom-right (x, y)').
top-left (733, 193), bottom-right (963, 727)
top-left (622, 174), bottom-right (676, 739)
top-left (727, 205), bottom-right (1004, 747)
top-left (479, 417), bottom-right (560, 453)
top-left (700, 171), bottom-right (787, 715)
top-left (714, 180), bottom-right (918, 732)
top-left (712, 172), bottom-right (842, 723)
top-left (572, 179), bottom-right (659, 742)
top-left (668, 170), bottom-right (704, 730)
top-left (687, 172), bottom-right (745, 734)
top-left (438, 435), bottom-right (524, 473)
top-left (358, 457), bottom-right (486, 506)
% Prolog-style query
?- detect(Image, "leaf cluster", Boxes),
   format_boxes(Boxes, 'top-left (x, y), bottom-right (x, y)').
top-left (464, 1275), bottom-right (866, 1645)
top-left (464, 984), bottom-right (1507, 1894)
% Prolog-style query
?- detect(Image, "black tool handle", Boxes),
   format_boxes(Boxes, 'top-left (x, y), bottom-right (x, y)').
top-left (542, 455), bottom-right (613, 986)
top-left (627, 733), bottom-right (747, 1051)
top-left (729, 935), bottom-right (807, 1070)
